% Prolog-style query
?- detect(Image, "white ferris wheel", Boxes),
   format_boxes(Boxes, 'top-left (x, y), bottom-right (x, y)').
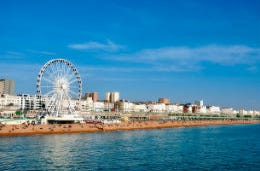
top-left (37, 58), bottom-right (82, 117)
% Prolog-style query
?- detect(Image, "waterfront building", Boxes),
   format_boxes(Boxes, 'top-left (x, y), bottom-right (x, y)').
top-left (105, 92), bottom-right (120, 103)
top-left (111, 92), bottom-right (119, 103)
top-left (104, 102), bottom-right (114, 112)
top-left (93, 101), bottom-right (105, 112)
top-left (158, 98), bottom-right (170, 105)
top-left (194, 100), bottom-right (203, 107)
top-left (248, 110), bottom-right (254, 116)
top-left (166, 104), bottom-right (180, 113)
top-left (207, 106), bottom-right (221, 114)
top-left (133, 104), bottom-right (148, 113)
top-left (19, 94), bottom-right (42, 111)
top-left (81, 98), bottom-right (114, 112)
top-left (117, 101), bottom-right (135, 112)
top-left (147, 103), bottom-right (166, 113)
top-left (80, 97), bottom-right (93, 111)
top-left (183, 104), bottom-right (192, 113)
top-left (0, 79), bottom-right (15, 95)
top-left (85, 92), bottom-right (98, 102)
top-left (253, 111), bottom-right (260, 116)
top-left (105, 92), bottom-right (111, 102)
top-left (0, 94), bottom-right (21, 118)
top-left (239, 110), bottom-right (248, 116)
top-left (221, 108), bottom-right (236, 116)
top-left (198, 106), bottom-right (207, 114)
top-left (41, 95), bottom-right (79, 113)
top-left (0, 94), bottom-right (21, 110)
top-left (191, 105), bottom-right (198, 113)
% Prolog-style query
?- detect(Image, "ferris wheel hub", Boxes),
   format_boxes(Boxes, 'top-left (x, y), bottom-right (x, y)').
top-left (56, 78), bottom-right (68, 90)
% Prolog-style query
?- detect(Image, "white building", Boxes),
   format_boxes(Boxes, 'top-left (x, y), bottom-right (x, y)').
top-left (0, 94), bottom-right (21, 109)
top-left (198, 106), bottom-right (207, 114)
top-left (105, 92), bottom-right (111, 102)
top-left (104, 102), bottom-right (114, 112)
top-left (166, 104), bottom-right (182, 113)
top-left (194, 100), bottom-right (203, 107)
top-left (208, 106), bottom-right (221, 114)
top-left (0, 79), bottom-right (15, 95)
top-left (239, 110), bottom-right (248, 115)
top-left (221, 108), bottom-right (235, 116)
top-left (253, 111), bottom-right (260, 116)
top-left (19, 94), bottom-right (42, 111)
top-left (80, 97), bottom-right (93, 111)
top-left (93, 101), bottom-right (105, 112)
top-left (147, 103), bottom-right (166, 113)
top-left (105, 92), bottom-right (120, 103)
top-left (118, 101), bottom-right (135, 112)
top-left (134, 104), bottom-right (148, 112)
top-left (111, 92), bottom-right (120, 103)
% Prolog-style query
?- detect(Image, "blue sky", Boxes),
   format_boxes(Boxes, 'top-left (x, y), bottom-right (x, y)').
top-left (0, 0), bottom-right (260, 109)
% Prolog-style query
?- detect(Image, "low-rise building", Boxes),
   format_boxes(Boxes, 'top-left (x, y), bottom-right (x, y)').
top-left (0, 94), bottom-right (21, 109)
top-left (198, 106), bottom-right (207, 114)
top-left (207, 106), bottom-right (221, 114)
top-left (133, 104), bottom-right (148, 112)
top-left (166, 104), bottom-right (182, 113)
top-left (117, 101), bottom-right (135, 112)
top-left (158, 98), bottom-right (170, 105)
top-left (93, 101), bottom-right (105, 112)
top-left (221, 108), bottom-right (236, 116)
top-left (239, 110), bottom-right (248, 116)
top-left (147, 103), bottom-right (166, 113)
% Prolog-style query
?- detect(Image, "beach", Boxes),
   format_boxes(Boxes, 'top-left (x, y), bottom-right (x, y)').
top-left (1, 119), bottom-right (259, 136)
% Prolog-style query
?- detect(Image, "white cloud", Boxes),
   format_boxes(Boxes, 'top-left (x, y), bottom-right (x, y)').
top-left (68, 40), bottom-right (123, 51)
top-left (0, 51), bottom-right (24, 59)
top-left (78, 65), bottom-right (153, 73)
top-left (117, 45), bottom-right (260, 64)
top-left (6, 51), bottom-right (23, 56)
top-left (28, 50), bottom-right (56, 55)
top-left (106, 45), bottom-right (260, 71)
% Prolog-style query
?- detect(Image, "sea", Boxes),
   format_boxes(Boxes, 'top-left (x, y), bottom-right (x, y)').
top-left (0, 124), bottom-right (260, 171)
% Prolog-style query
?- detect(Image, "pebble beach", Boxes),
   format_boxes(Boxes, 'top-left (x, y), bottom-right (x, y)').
top-left (1, 119), bottom-right (259, 136)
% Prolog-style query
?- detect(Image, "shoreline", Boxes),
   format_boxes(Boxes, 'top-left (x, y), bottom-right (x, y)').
top-left (1, 119), bottom-right (259, 137)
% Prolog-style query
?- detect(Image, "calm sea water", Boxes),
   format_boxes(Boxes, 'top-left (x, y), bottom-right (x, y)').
top-left (1, 124), bottom-right (260, 171)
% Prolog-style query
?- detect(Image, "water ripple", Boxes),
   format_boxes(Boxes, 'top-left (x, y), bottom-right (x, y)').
top-left (1, 124), bottom-right (260, 170)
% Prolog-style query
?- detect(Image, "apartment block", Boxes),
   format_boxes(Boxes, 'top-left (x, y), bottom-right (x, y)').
top-left (0, 79), bottom-right (15, 95)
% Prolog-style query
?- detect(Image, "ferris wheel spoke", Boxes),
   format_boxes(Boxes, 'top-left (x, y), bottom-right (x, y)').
top-left (62, 63), bottom-right (70, 76)
top-left (50, 64), bottom-right (57, 75)
top-left (69, 78), bottom-right (78, 85)
top-left (64, 64), bottom-right (71, 76)
top-left (67, 73), bottom-right (75, 82)
top-left (58, 63), bottom-right (63, 77)
top-left (41, 85), bottom-right (55, 89)
top-left (42, 77), bottom-right (54, 84)
top-left (62, 63), bottom-right (67, 77)
top-left (52, 63), bottom-right (61, 78)
top-left (44, 90), bottom-right (56, 97)
top-left (69, 90), bottom-right (79, 97)
top-left (69, 86), bottom-right (79, 90)
top-left (56, 65), bottom-right (61, 78)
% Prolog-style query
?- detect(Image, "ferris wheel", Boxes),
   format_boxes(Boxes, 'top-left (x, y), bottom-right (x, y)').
top-left (36, 58), bottom-right (82, 117)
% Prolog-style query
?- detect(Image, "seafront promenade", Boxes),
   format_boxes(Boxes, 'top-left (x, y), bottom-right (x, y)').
top-left (1, 119), bottom-right (259, 136)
